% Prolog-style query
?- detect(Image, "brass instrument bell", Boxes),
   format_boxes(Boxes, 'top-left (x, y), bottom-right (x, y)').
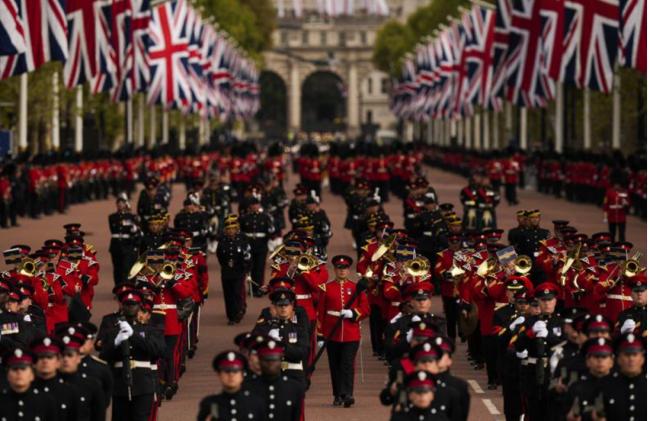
top-left (18, 258), bottom-right (37, 277)
top-left (514, 255), bottom-right (533, 275)
top-left (404, 257), bottom-right (430, 277)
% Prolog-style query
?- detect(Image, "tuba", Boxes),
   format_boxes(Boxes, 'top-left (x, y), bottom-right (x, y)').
top-left (514, 255), bottom-right (533, 275)
top-left (18, 258), bottom-right (37, 277)
top-left (404, 257), bottom-right (430, 278)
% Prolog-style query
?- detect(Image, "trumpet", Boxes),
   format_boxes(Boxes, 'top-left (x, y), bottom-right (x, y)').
top-left (514, 255), bottom-right (533, 275)
top-left (403, 257), bottom-right (430, 278)
top-left (623, 251), bottom-right (644, 278)
top-left (18, 258), bottom-right (37, 277)
top-left (160, 263), bottom-right (177, 281)
top-left (297, 254), bottom-right (319, 272)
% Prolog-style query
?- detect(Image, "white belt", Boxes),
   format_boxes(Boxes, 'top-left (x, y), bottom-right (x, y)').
top-left (245, 233), bottom-right (267, 238)
top-left (391, 302), bottom-right (401, 307)
top-left (607, 294), bottom-right (633, 302)
top-left (406, 214), bottom-right (415, 219)
top-left (191, 231), bottom-right (201, 236)
top-left (114, 361), bottom-right (152, 369)
top-left (153, 304), bottom-right (177, 310)
top-left (423, 231), bottom-right (433, 236)
top-left (296, 294), bottom-right (311, 300)
top-left (327, 310), bottom-right (341, 317)
top-left (464, 201), bottom-right (476, 206)
top-left (281, 361), bottom-right (303, 371)
top-left (111, 233), bottom-right (131, 239)
top-left (609, 205), bottom-right (623, 209)
top-left (352, 216), bottom-right (360, 220)
top-left (526, 357), bottom-right (538, 364)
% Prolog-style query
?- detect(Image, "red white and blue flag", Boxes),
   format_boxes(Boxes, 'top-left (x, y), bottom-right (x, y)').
top-left (0, 0), bottom-right (26, 56)
top-left (619, 0), bottom-right (646, 72)
top-left (464, 5), bottom-right (496, 109)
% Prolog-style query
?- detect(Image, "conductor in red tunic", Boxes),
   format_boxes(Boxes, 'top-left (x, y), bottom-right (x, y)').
top-left (317, 255), bottom-right (370, 408)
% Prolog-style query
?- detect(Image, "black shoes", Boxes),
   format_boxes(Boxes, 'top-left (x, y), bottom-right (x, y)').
top-left (333, 397), bottom-right (342, 406)
top-left (343, 396), bottom-right (355, 408)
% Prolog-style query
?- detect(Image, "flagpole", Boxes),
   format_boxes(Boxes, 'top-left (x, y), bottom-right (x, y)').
top-left (75, 85), bottom-right (83, 152)
top-left (482, 110), bottom-right (490, 150)
top-left (554, 80), bottom-right (563, 153)
top-left (149, 105), bottom-right (156, 148)
top-left (612, 70), bottom-right (621, 149)
top-left (473, 112), bottom-right (481, 150)
top-left (125, 97), bottom-right (133, 145)
top-left (519, 107), bottom-right (527, 150)
top-left (179, 114), bottom-right (186, 150)
top-left (162, 110), bottom-right (169, 144)
top-left (583, 88), bottom-right (591, 149)
top-left (464, 117), bottom-right (471, 149)
top-left (457, 118), bottom-right (463, 147)
top-left (51, 71), bottom-right (60, 151)
top-left (18, 73), bottom-right (28, 152)
top-left (505, 101), bottom-right (512, 142)
top-left (136, 94), bottom-right (145, 147)
top-left (491, 108), bottom-right (499, 149)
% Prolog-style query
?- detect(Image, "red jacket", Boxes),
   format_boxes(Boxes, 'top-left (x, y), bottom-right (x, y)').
top-left (434, 249), bottom-right (456, 298)
top-left (152, 273), bottom-right (194, 336)
top-left (603, 187), bottom-right (629, 223)
top-left (317, 279), bottom-right (369, 342)
top-left (272, 262), bottom-right (328, 321)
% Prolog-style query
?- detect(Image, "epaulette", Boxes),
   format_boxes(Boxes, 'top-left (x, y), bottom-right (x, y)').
top-left (90, 355), bottom-right (108, 365)
top-left (494, 302), bottom-right (508, 311)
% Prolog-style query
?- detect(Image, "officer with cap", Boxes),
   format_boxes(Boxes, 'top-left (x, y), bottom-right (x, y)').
top-left (174, 193), bottom-right (209, 252)
top-left (137, 177), bottom-right (166, 225)
top-left (0, 346), bottom-right (58, 421)
top-left (507, 210), bottom-right (528, 253)
top-left (252, 285), bottom-right (310, 389)
top-left (196, 350), bottom-right (265, 421)
top-left (389, 370), bottom-right (450, 421)
top-left (616, 272), bottom-right (647, 336)
top-left (31, 336), bottom-right (81, 421)
top-left (239, 197), bottom-right (275, 297)
top-left (99, 290), bottom-right (165, 421)
top-left (414, 192), bottom-right (446, 268)
top-left (108, 193), bottom-right (141, 285)
top-left (305, 191), bottom-right (332, 257)
top-left (57, 331), bottom-right (105, 421)
top-left (216, 214), bottom-right (252, 325)
top-left (246, 338), bottom-right (305, 421)
top-left (317, 255), bottom-right (369, 407)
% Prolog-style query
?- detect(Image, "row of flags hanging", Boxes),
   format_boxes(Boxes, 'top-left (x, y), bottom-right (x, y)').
top-left (277, 0), bottom-right (389, 18)
top-left (391, 0), bottom-right (646, 121)
top-left (0, 0), bottom-right (259, 120)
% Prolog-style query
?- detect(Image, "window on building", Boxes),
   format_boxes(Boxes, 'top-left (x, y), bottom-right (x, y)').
top-left (338, 32), bottom-right (346, 47)
top-left (320, 31), bottom-right (327, 46)
top-left (281, 31), bottom-right (288, 46)
top-left (360, 31), bottom-right (367, 45)
top-left (381, 78), bottom-right (390, 94)
top-left (367, 78), bottom-right (373, 95)
top-left (302, 31), bottom-right (309, 45)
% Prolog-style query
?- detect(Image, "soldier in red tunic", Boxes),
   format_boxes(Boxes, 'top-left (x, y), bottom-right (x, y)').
top-left (317, 255), bottom-right (369, 407)
top-left (603, 172), bottom-right (630, 242)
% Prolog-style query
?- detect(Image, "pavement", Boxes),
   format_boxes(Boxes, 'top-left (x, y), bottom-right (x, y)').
top-left (0, 165), bottom-right (645, 421)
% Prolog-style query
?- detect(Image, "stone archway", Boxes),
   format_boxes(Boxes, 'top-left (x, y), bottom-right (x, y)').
top-left (256, 70), bottom-right (288, 138)
top-left (301, 70), bottom-right (347, 133)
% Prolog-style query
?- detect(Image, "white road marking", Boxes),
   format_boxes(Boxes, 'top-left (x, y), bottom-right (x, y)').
top-left (482, 398), bottom-right (501, 415)
top-left (467, 379), bottom-right (484, 394)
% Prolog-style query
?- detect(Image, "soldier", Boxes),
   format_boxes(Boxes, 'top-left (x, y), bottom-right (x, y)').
top-left (31, 336), bottom-right (81, 421)
top-left (517, 210), bottom-right (550, 262)
top-left (263, 173), bottom-right (289, 237)
top-left (252, 286), bottom-right (310, 389)
top-left (108, 193), bottom-right (141, 285)
top-left (389, 370), bottom-right (451, 421)
top-left (507, 210), bottom-right (527, 253)
top-left (99, 290), bottom-right (166, 421)
top-left (414, 192), bottom-right (446, 269)
top-left (201, 173), bottom-right (233, 252)
top-left (216, 215), bottom-right (252, 325)
top-left (174, 193), bottom-right (209, 252)
top-left (460, 173), bottom-right (481, 231)
top-left (616, 272), bottom-right (646, 335)
top-left (305, 191), bottom-right (332, 256)
top-left (196, 351), bottom-right (265, 421)
top-left (503, 155), bottom-right (520, 206)
top-left (0, 346), bottom-right (59, 421)
top-left (317, 255), bottom-right (369, 407)
top-left (137, 177), bottom-right (166, 224)
top-left (477, 173), bottom-right (500, 230)
top-left (56, 331), bottom-right (106, 421)
top-left (603, 172), bottom-right (630, 242)
top-left (239, 197), bottom-right (275, 297)
top-left (140, 212), bottom-right (170, 253)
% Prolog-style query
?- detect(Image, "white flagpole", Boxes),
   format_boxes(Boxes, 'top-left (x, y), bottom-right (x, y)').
top-left (125, 97), bottom-right (133, 144)
top-left (491, 108), bottom-right (499, 149)
top-left (162, 110), bottom-right (169, 144)
top-left (612, 70), bottom-right (621, 149)
top-left (554, 80), bottom-right (563, 153)
top-left (583, 88), bottom-right (591, 149)
top-left (473, 112), bottom-right (481, 150)
top-left (18, 73), bottom-right (28, 152)
top-left (464, 117), bottom-right (471, 149)
top-left (149, 105), bottom-right (156, 148)
top-left (482, 110), bottom-right (490, 150)
top-left (136, 94), bottom-right (145, 147)
top-left (51, 71), bottom-right (60, 150)
top-left (75, 85), bottom-right (83, 152)
top-left (519, 107), bottom-right (527, 149)
top-left (179, 114), bottom-right (186, 150)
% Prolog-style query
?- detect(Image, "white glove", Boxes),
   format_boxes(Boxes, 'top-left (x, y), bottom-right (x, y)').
top-left (118, 320), bottom-right (134, 337)
top-left (515, 349), bottom-right (529, 359)
top-left (341, 309), bottom-right (354, 319)
top-left (532, 320), bottom-right (547, 334)
top-left (535, 327), bottom-right (549, 338)
top-left (317, 341), bottom-right (325, 350)
top-left (406, 328), bottom-right (414, 343)
top-left (621, 319), bottom-right (636, 334)
top-left (411, 315), bottom-right (422, 323)
top-left (509, 316), bottom-right (526, 331)
top-left (268, 328), bottom-right (281, 341)
top-left (114, 331), bottom-right (130, 347)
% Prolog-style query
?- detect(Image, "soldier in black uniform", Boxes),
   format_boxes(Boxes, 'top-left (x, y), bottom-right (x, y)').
top-left (99, 290), bottom-right (165, 421)
top-left (460, 173), bottom-right (481, 232)
top-left (216, 215), bottom-right (252, 325)
top-left (0, 279), bottom-right (35, 351)
top-left (517, 210), bottom-right (550, 260)
top-left (246, 338), bottom-right (305, 421)
top-left (201, 173), bottom-right (233, 252)
top-left (288, 185), bottom-right (308, 228)
top-left (507, 210), bottom-right (528, 253)
top-left (263, 174), bottom-right (288, 235)
top-left (305, 191), bottom-right (332, 257)
top-left (239, 197), bottom-right (275, 297)
top-left (139, 212), bottom-right (169, 253)
top-left (0, 346), bottom-right (58, 421)
top-left (137, 177), bottom-right (166, 224)
top-left (31, 336), bottom-right (81, 421)
top-left (616, 274), bottom-right (646, 335)
top-left (389, 370), bottom-right (451, 421)
top-left (252, 287), bottom-right (310, 390)
top-left (109, 194), bottom-right (141, 285)
top-left (56, 332), bottom-right (106, 421)
top-left (196, 350), bottom-right (266, 421)
top-left (415, 192), bottom-right (446, 268)
top-left (174, 193), bottom-right (209, 252)
top-left (513, 283), bottom-right (564, 421)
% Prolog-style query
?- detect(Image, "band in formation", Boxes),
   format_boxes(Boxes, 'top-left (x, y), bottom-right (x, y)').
top-left (0, 140), bottom-right (645, 421)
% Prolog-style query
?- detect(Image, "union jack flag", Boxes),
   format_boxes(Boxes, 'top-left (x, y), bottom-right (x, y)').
top-left (63, 0), bottom-right (107, 88)
top-left (538, 0), bottom-right (564, 80)
top-left (490, 0), bottom-right (512, 105)
top-left (431, 29), bottom-right (454, 119)
top-left (186, 6), bottom-right (205, 114)
top-left (0, 0), bottom-right (68, 79)
top-left (559, 0), bottom-right (620, 93)
top-left (89, 1), bottom-right (117, 94)
top-left (464, 5), bottom-right (496, 109)
top-left (0, 0), bottom-right (25, 56)
top-left (130, 0), bottom-right (151, 92)
top-left (619, 0), bottom-right (646, 72)
top-left (505, 0), bottom-right (555, 108)
top-left (449, 18), bottom-right (471, 118)
top-left (147, 0), bottom-right (191, 110)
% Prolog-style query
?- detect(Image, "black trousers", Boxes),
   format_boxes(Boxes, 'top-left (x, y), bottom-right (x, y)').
top-left (326, 341), bottom-right (359, 398)
top-left (505, 183), bottom-right (518, 204)
top-left (112, 394), bottom-right (154, 421)
top-left (482, 335), bottom-right (498, 384)
top-left (608, 222), bottom-right (626, 242)
top-left (163, 335), bottom-right (178, 385)
top-left (250, 247), bottom-right (267, 294)
top-left (221, 271), bottom-right (246, 321)
top-left (467, 326), bottom-right (482, 362)
top-left (502, 375), bottom-right (522, 421)
top-left (369, 304), bottom-right (385, 355)
top-left (442, 297), bottom-right (458, 340)
top-left (110, 243), bottom-right (137, 285)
